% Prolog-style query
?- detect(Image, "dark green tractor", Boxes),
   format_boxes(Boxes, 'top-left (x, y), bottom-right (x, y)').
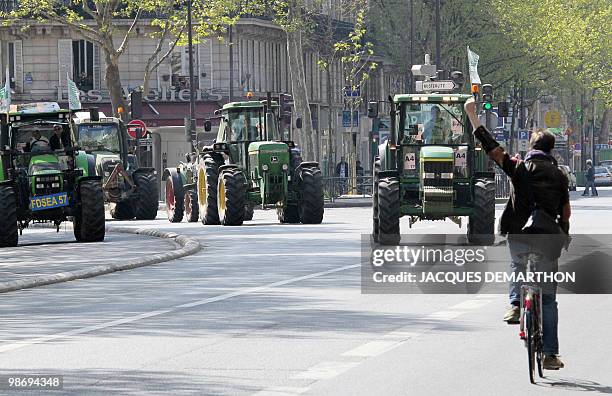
top-left (0, 102), bottom-right (105, 247)
top-left (73, 110), bottom-right (158, 221)
top-left (370, 94), bottom-right (495, 245)
top-left (165, 100), bottom-right (324, 226)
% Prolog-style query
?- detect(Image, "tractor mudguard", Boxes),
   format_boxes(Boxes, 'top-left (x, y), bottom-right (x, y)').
top-left (295, 161), bottom-right (319, 171)
top-left (77, 175), bottom-right (103, 184)
top-left (218, 164), bottom-right (240, 173)
top-left (133, 167), bottom-right (156, 175)
top-left (74, 151), bottom-right (96, 178)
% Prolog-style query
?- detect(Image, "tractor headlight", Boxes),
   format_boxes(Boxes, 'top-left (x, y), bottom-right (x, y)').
top-left (51, 182), bottom-right (60, 188)
top-left (440, 173), bottom-right (454, 179)
top-left (282, 164), bottom-right (289, 171)
top-left (424, 172), bottom-right (435, 179)
top-left (262, 164), bottom-right (269, 171)
top-left (36, 183), bottom-right (44, 189)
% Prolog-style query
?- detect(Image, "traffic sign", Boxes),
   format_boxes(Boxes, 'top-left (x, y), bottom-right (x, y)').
top-left (415, 80), bottom-right (457, 92)
top-left (518, 130), bottom-right (529, 151)
top-left (127, 119), bottom-right (147, 139)
top-left (544, 111), bottom-right (561, 128)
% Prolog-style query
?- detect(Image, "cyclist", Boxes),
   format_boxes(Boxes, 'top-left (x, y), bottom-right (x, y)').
top-left (465, 99), bottom-right (570, 370)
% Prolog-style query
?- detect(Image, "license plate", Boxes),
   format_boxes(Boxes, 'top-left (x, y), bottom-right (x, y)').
top-left (30, 193), bottom-right (69, 212)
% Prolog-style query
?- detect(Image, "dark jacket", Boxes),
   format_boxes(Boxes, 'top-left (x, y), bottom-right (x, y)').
top-left (586, 166), bottom-right (595, 181)
top-left (498, 150), bottom-right (569, 235)
top-left (336, 162), bottom-right (349, 178)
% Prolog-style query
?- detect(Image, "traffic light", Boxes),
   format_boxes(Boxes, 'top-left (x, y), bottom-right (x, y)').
top-left (279, 93), bottom-right (293, 125)
top-left (130, 90), bottom-right (143, 119)
top-left (497, 101), bottom-right (509, 117)
top-left (482, 84), bottom-right (493, 111)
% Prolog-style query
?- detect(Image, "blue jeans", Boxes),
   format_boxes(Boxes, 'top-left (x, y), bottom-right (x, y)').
top-left (583, 180), bottom-right (598, 196)
top-left (508, 237), bottom-right (559, 355)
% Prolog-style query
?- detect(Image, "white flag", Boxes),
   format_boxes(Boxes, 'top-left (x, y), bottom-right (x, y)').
top-left (467, 46), bottom-right (481, 85)
top-left (67, 73), bottom-right (82, 111)
top-left (0, 67), bottom-right (10, 113)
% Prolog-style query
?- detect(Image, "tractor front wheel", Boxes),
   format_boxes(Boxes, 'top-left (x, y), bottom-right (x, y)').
top-left (184, 188), bottom-right (199, 223)
top-left (74, 179), bottom-right (105, 242)
top-left (217, 168), bottom-right (246, 226)
top-left (198, 156), bottom-right (221, 225)
top-left (298, 166), bottom-right (324, 224)
top-left (133, 172), bottom-right (159, 220)
top-left (278, 204), bottom-right (300, 223)
top-left (244, 203), bottom-right (254, 221)
top-left (0, 185), bottom-right (19, 247)
top-left (468, 178), bottom-right (496, 246)
top-left (110, 201), bottom-right (135, 220)
top-left (377, 177), bottom-right (400, 245)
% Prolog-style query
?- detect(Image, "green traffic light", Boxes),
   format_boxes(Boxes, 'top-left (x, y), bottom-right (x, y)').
top-left (483, 102), bottom-right (493, 110)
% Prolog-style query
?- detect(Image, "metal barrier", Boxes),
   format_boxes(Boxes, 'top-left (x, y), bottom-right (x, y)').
top-left (323, 176), bottom-right (373, 202)
top-left (495, 172), bottom-right (510, 199)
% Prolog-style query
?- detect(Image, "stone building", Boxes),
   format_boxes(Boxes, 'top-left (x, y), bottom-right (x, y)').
top-left (0, 9), bottom-right (405, 178)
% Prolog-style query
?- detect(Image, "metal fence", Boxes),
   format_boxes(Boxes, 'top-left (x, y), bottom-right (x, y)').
top-left (323, 176), bottom-right (373, 202)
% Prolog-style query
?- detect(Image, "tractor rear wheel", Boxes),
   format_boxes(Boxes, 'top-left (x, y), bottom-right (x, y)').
top-left (165, 176), bottom-right (184, 222)
top-left (278, 204), bottom-right (300, 223)
top-left (244, 203), bottom-right (254, 221)
top-left (133, 172), bottom-right (159, 220)
top-left (74, 179), bottom-right (105, 242)
top-left (468, 178), bottom-right (496, 245)
top-left (198, 155), bottom-right (221, 225)
top-left (377, 177), bottom-right (400, 245)
top-left (184, 188), bottom-right (199, 223)
top-left (217, 168), bottom-right (246, 226)
top-left (298, 166), bottom-right (324, 224)
top-left (110, 201), bottom-right (135, 220)
top-left (0, 185), bottom-right (19, 247)
top-left (372, 159), bottom-right (381, 243)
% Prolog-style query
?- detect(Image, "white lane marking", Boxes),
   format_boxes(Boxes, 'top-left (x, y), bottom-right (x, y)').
top-left (0, 264), bottom-right (360, 354)
top-left (425, 310), bottom-right (466, 321)
top-left (450, 299), bottom-right (494, 310)
top-left (382, 330), bottom-right (423, 341)
top-left (342, 340), bottom-right (402, 358)
top-left (291, 361), bottom-right (362, 380)
top-left (252, 386), bottom-right (310, 396)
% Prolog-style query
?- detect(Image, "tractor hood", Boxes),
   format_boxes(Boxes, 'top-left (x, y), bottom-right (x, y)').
top-left (248, 141), bottom-right (288, 154)
top-left (28, 154), bottom-right (61, 176)
top-left (420, 146), bottom-right (454, 160)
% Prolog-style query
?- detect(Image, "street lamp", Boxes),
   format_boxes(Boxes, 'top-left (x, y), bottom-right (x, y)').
top-left (187, 0), bottom-right (196, 151)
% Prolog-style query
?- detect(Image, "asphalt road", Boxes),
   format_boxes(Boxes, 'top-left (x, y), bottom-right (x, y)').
top-left (1, 188), bottom-right (611, 395)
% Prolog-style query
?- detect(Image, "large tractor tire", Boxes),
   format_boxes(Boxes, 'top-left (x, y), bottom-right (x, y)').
top-left (165, 176), bottom-right (184, 222)
top-left (377, 177), bottom-right (401, 245)
top-left (133, 172), bottom-right (159, 220)
top-left (0, 185), bottom-right (19, 247)
top-left (110, 201), bottom-right (135, 220)
top-left (184, 188), bottom-right (199, 223)
top-left (468, 178), bottom-right (496, 246)
top-left (244, 203), bottom-right (254, 221)
top-left (372, 159), bottom-right (381, 243)
top-left (298, 166), bottom-right (324, 224)
top-left (198, 156), bottom-right (221, 225)
top-left (278, 204), bottom-right (300, 223)
top-left (217, 168), bottom-right (246, 226)
top-left (74, 179), bottom-right (105, 242)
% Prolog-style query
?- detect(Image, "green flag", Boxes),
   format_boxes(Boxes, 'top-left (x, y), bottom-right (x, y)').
top-left (0, 67), bottom-right (10, 113)
top-left (67, 74), bottom-right (82, 111)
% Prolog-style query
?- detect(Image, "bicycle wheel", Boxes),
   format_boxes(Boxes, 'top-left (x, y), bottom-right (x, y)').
top-left (534, 300), bottom-right (544, 378)
top-left (525, 310), bottom-right (536, 384)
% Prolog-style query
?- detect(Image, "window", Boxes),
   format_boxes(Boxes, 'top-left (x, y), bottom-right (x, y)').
top-left (73, 40), bottom-right (94, 91)
top-left (170, 46), bottom-right (199, 90)
top-left (77, 124), bottom-right (121, 153)
top-left (8, 42), bottom-right (15, 89)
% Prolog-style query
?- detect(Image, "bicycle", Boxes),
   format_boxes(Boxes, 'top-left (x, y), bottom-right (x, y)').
top-left (519, 283), bottom-right (544, 384)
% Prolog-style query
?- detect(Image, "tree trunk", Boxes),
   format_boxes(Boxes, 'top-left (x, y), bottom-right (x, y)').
top-left (600, 108), bottom-right (611, 144)
top-left (104, 52), bottom-right (127, 118)
top-left (286, 29), bottom-right (314, 161)
top-left (326, 67), bottom-right (335, 177)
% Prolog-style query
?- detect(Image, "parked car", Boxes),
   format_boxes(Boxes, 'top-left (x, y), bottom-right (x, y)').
top-left (593, 166), bottom-right (612, 186)
top-left (558, 165), bottom-right (577, 191)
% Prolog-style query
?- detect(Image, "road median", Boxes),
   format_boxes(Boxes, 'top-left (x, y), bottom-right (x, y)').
top-left (0, 226), bottom-right (201, 294)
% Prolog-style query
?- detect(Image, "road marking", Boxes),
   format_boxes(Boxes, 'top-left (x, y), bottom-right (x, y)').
top-left (342, 340), bottom-right (402, 358)
top-left (0, 264), bottom-right (360, 354)
top-left (252, 386), bottom-right (310, 396)
top-left (425, 310), bottom-right (465, 321)
top-left (291, 361), bottom-right (362, 380)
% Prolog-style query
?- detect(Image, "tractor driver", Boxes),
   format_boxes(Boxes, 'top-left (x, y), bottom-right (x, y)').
top-left (423, 105), bottom-right (451, 144)
top-left (25, 129), bottom-right (50, 153)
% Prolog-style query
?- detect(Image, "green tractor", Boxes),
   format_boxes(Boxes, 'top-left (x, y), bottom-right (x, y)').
top-left (163, 100), bottom-right (324, 226)
top-left (72, 110), bottom-right (159, 220)
top-left (0, 102), bottom-right (105, 247)
top-left (370, 94), bottom-right (495, 245)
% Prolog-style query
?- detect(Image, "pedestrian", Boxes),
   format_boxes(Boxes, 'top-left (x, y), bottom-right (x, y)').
top-left (356, 160), bottom-right (364, 194)
top-left (465, 98), bottom-right (570, 370)
top-left (582, 159), bottom-right (598, 197)
top-left (335, 156), bottom-right (349, 195)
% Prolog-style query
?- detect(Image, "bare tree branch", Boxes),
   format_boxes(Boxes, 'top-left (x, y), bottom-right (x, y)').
top-left (117, 8), bottom-right (142, 56)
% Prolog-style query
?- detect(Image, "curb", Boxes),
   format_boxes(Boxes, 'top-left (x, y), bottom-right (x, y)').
top-left (0, 226), bottom-right (201, 294)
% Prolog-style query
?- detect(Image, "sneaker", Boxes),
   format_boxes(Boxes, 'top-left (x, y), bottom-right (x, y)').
top-left (503, 305), bottom-right (520, 324)
top-left (543, 355), bottom-right (565, 370)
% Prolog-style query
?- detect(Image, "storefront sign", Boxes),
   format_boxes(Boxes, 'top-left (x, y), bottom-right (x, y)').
top-left (57, 87), bottom-right (224, 103)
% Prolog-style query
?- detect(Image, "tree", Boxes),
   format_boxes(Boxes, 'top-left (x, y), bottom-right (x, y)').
top-left (2, 1), bottom-right (239, 116)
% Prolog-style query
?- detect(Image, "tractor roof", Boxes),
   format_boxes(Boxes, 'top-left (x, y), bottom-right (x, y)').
top-left (222, 101), bottom-right (279, 111)
top-left (394, 94), bottom-right (472, 103)
top-left (8, 102), bottom-right (69, 115)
